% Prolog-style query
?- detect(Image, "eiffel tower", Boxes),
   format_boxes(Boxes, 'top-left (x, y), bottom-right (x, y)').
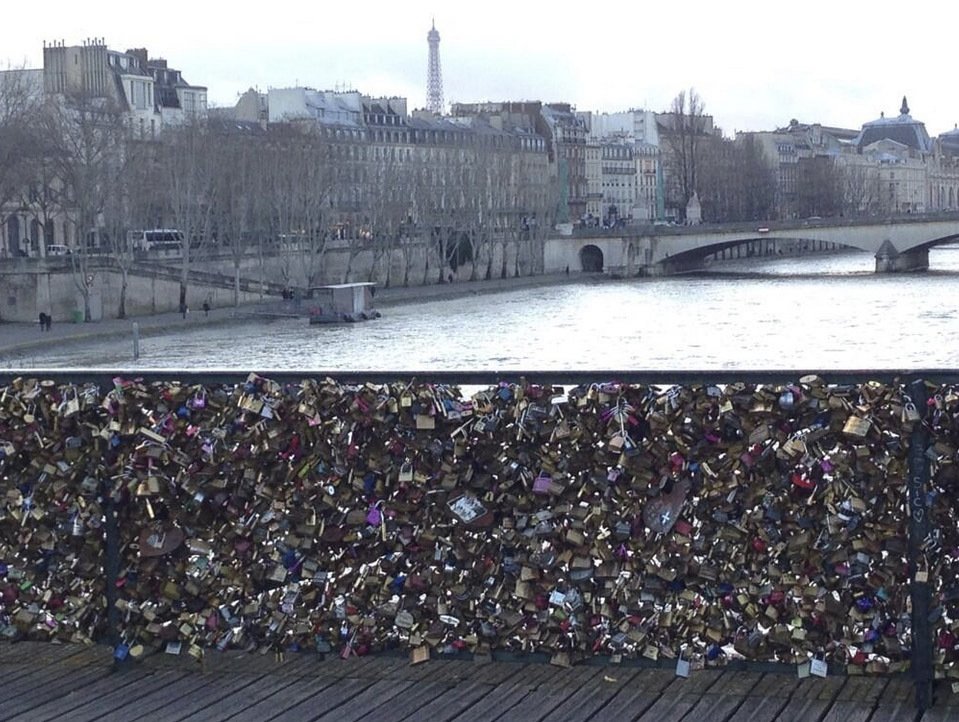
top-left (426, 19), bottom-right (443, 114)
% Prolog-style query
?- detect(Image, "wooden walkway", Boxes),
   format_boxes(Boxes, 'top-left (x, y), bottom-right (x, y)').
top-left (0, 643), bottom-right (955, 721)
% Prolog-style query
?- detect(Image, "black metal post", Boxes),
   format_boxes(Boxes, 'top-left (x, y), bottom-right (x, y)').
top-left (908, 379), bottom-right (934, 711)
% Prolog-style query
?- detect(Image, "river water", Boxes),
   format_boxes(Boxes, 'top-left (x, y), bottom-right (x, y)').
top-left (10, 248), bottom-right (959, 371)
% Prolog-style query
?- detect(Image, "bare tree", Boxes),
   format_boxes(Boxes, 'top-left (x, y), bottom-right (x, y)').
top-left (160, 119), bottom-right (217, 312)
top-left (0, 66), bottom-right (44, 256)
top-left (842, 163), bottom-right (882, 216)
top-left (18, 141), bottom-right (62, 257)
top-left (698, 135), bottom-right (775, 222)
top-left (209, 125), bottom-right (261, 306)
top-left (364, 145), bottom-right (411, 287)
top-left (267, 126), bottom-right (337, 289)
top-left (793, 155), bottom-right (845, 219)
top-left (101, 137), bottom-right (158, 318)
top-left (663, 88), bottom-right (708, 219)
top-left (40, 91), bottom-right (127, 320)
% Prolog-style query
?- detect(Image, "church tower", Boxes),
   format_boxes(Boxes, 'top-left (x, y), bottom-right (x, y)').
top-left (426, 20), bottom-right (443, 115)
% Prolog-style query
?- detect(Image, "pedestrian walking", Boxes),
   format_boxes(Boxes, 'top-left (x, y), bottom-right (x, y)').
top-left (202, 300), bottom-right (211, 317)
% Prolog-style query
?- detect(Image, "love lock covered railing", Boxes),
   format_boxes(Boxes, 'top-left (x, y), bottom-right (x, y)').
top-left (0, 370), bottom-right (957, 712)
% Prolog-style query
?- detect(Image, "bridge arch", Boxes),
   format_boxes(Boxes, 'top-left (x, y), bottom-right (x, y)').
top-left (580, 244), bottom-right (604, 272)
top-left (661, 235), bottom-right (850, 273)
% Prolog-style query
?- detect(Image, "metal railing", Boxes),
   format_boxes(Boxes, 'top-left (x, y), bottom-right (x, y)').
top-left (0, 369), bottom-right (952, 711)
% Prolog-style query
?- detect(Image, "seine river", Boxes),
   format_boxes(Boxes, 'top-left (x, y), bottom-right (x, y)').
top-left (10, 247), bottom-right (959, 371)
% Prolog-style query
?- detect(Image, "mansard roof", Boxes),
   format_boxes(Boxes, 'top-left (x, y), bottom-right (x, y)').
top-left (941, 125), bottom-right (959, 156)
top-left (855, 97), bottom-right (932, 152)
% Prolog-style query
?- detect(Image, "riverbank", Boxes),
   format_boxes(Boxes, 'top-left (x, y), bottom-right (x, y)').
top-left (0, 271), bottom-right (585, 361)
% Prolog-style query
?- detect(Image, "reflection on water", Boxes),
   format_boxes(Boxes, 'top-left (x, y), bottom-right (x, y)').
top-left (8, 248), bottom-right (959, 371)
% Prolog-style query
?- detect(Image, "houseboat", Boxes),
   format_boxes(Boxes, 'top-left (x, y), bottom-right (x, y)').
top-left (306, 282), bottom-right (381, 324)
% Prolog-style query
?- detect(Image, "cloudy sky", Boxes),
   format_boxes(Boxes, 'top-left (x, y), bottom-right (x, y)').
top-left (6, 0), bottom-right (958, 137)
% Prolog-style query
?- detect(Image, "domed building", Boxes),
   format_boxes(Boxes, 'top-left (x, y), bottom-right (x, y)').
top-left (854, 97), bottom-right (933, 154)
top-left (840, 97), bottom-right (959, 214)
top-left (931, 124), bottom-right (959, 210)
top-left (940, 125), bottom-right (959, 158)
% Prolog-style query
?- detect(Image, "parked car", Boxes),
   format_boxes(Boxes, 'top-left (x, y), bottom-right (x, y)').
top-left (45, 244), bottom-right (70, 256)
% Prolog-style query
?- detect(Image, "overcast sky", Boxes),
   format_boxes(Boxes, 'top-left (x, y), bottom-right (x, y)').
top-left (6, 0), bottom-right (958, 138)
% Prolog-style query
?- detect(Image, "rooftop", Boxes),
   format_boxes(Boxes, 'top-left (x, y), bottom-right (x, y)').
top-left (856, 96), bottom-right (932, 152)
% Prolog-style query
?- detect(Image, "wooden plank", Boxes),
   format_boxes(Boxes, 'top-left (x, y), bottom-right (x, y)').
top-left (176, 670), bottom-right (311, 721)
top-left (0, 666), bottom-right (112, 720)
top-left (536, 667), bottom-right (643, 722)
top-left (819, 676), bottom-right (888, 722)
top-left (833, 676), bottom-right (888, 703)
top-left (635, 670), bottom-right (725, 722)
top-left (11, 669), bottom-right (168, 722)
top-left (746, 674), bottom-right (802, 699)
top-left (341, 656), bottom-right (411, 681)
top-left (726, 672), bottom-right (801, 722)
top-left (450, 661), bottom-right (559, 693)
top-left (775, 676), bottom-right (847, 722)
top-left (67, 671), bottom-right (200, 722)
top-left (0, 643), bottom-right (103, 682)
top-left (0, 653), bottom-right (109, 702)
top-left (261, 675), bottom-right (381, 722)
top-left (593, 668), bottom-right (675, 722)
top-left (920, 678), bottom-right (959, 721)
top-left (0, 644), bottom-right (926, 722)
top-left (0, 656), bottom-right (85, 687)
top-left (223, 674), bottom-right (343, 722)
top-left (197, 650), bottom-right (314, 678)
top-left (682, 671), bottom-right (763, 722)
top-left (821, 699), bottom-right (881, 721)
top-left (448, 683), bottom-right (532, 722)
top-left (96, 672), bottom-right (252, 722)
top-left (476, 683), bottom-right (570, 722)
top-left (727, 696), bottom-right (790, 722)
top-left (357, 680), bottom-right (455, 722)
top-left (394, 681), bottom-right (500, 722)
top-left (462, 661), bottom-right (533, 686)
top-left (0, 642), bottom-right (93, 668)
top-left (540, 665), bottom-right (608, 690)
top-left (311, 679), bottom-right (415, 722)
top-left (484, 668), bottom-right (605, 722)
top-left (388, 659), bottom-right (475, 684)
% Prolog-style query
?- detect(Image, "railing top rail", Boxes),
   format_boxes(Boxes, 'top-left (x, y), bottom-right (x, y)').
top-left (2, 369), bottom-right (959, 386)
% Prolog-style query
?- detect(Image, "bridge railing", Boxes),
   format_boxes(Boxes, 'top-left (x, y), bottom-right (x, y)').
top-left (570, 210), bottom-right (959, 240)
top-left (1, 370), bottom-right (956, 710)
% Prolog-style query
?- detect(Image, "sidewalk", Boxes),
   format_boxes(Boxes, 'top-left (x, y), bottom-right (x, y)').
top-left (0, 272), bottom-right (584, 359)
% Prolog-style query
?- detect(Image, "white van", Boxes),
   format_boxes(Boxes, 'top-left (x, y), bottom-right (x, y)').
top-left (45, 245), bottom-right (70, 256)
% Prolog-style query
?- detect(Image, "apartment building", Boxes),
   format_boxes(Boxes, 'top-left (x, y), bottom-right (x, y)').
top-left (579, 109), bottom-right (664, 223)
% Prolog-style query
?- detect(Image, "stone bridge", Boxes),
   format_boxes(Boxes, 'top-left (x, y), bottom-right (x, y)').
top-left (543, 213), bottom-right (959, 276)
